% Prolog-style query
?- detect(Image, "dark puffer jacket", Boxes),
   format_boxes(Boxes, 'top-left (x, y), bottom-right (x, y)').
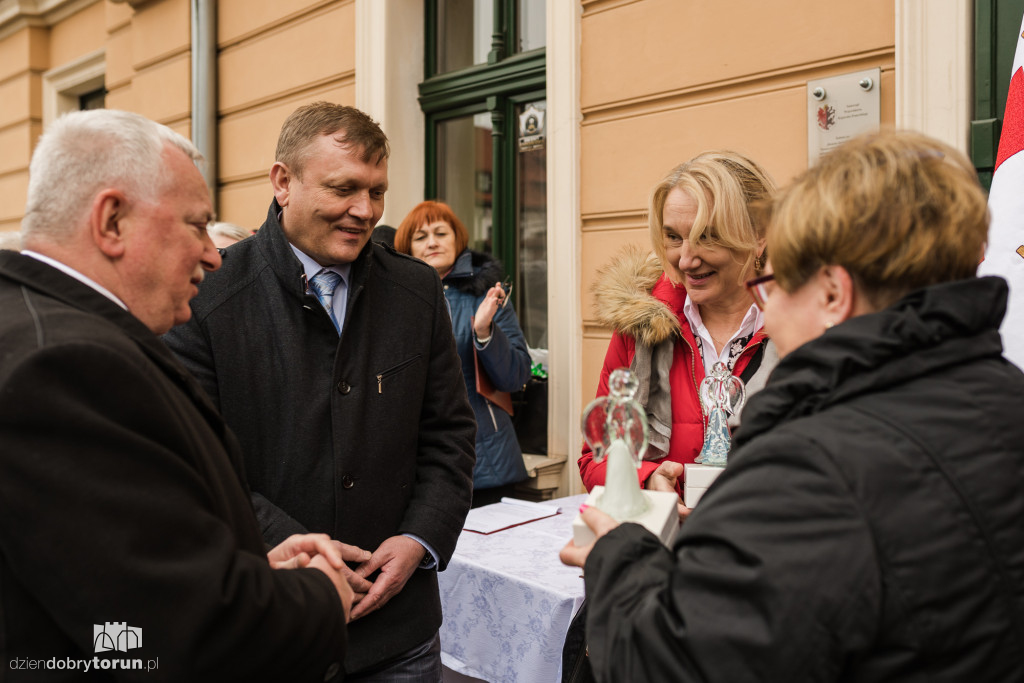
top-left (583, 276), bottom-right (1024, 682)
top-left (443, 249), bottom-right (531, 489)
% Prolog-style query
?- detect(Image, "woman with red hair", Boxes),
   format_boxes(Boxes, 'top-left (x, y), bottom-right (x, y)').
top-left (396, 201), bottom-right (532, 506)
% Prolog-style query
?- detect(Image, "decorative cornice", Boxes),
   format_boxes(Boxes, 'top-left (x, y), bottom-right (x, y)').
top-left (0, 0), bottom-right (100, 41)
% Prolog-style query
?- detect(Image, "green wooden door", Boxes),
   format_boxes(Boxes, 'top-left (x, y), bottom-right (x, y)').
top-left (973, 0), bottom-right (1024, 189)
top-left (420, 0), bottom-right (548, 349)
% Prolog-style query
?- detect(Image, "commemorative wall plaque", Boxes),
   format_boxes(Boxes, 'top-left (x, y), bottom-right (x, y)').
top-left (807, 67), bottom-right (881, 164)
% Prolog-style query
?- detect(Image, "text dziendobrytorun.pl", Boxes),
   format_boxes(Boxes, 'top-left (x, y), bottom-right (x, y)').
top-left (9, 656), bottom-right (159, 673)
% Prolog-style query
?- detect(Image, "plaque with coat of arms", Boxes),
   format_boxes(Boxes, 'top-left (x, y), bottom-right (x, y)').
top-left (806, 68), bottom-right (880, 164)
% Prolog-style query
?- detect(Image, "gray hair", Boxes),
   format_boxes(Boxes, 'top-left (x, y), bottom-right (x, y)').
top-left (0, 231), bottom-right (22, 251)
top-left (22, 109), bottom-right (201, 239)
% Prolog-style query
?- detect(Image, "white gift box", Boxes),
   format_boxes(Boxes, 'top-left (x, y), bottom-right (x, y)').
top-left (572, 485), bottom-right (680, 547)
top-left (684, 463), bottom-right (725, 508)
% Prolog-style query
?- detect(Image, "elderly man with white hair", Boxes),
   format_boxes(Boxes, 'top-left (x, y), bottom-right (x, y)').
top-left (0, 109), bottom-right (361, 682)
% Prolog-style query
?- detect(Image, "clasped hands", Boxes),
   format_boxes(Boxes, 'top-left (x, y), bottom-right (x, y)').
top-left (559, 461), bottom-right (693, 569)
top-left (267, 534), bottom-right (425, 623)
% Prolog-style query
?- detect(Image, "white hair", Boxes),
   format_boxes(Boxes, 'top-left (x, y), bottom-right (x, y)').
top-left (207, 221), bottom-right (251, 243)
top-left (22, 109), bottom-right (202, 239)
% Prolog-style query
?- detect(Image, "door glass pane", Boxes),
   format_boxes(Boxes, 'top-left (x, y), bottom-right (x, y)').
top-left (436, 113), bottom-right (493, 253)
top-left (517, 0), bottom-right (546, 53)
top-left (436, 0), bottom-right (493, 73)
top-left (515, 100), bottom-right (547, 348)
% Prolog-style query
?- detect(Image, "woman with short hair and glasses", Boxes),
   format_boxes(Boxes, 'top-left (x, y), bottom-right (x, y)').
top-left (562, 129), bottom-right (1024, 682)
top-left (578, 150), bottom-right (779, 499)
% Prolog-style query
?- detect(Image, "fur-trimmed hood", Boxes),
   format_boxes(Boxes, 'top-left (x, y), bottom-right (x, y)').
top-left (444, 249), bottom-right (505, 297)
top-left (592, 245), bottom-right (681, 347)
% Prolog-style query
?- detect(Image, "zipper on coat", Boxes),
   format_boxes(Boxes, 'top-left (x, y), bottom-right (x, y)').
top-left (375, 354), bottom-right (422, 394)
top-left (681, 335), bottom-right (702, 428)
top-left (486, 402), bottom-right (498, 431)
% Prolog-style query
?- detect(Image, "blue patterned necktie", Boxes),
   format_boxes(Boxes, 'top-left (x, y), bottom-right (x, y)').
top-left (309, 269), bottom-right (342, 333)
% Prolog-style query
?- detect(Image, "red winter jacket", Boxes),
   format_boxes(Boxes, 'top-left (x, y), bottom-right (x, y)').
top-left (579, 249), bottom-right (768, 495)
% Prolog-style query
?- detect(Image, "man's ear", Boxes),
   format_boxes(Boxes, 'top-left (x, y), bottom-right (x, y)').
top-left (819, 265), bottom-right (856, 323)
top-left (269, 162), bottom-right (292, 207)
top-left (90, 189), bottom-right (128, 258)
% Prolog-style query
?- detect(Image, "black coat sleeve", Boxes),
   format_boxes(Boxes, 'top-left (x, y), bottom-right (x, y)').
top-left (164, 314), bottom-right (310, 544)
top-left (583, 431), bottom-right (881, 683)
top-left (0, 343), bottom-right (346, 681)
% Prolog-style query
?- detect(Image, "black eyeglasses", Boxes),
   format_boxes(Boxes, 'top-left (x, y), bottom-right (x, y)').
top-left (745, 273), bottom-right (775, 310)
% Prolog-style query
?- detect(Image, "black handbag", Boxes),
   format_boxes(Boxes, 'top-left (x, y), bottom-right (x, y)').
top-left (511, 375), bottom-right (548, 454)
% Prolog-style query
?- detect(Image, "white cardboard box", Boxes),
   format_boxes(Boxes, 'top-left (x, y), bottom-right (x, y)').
top-left (572, 485), bottom-right (680, 547)
top-left (684, 463), bottom-right (725, 508)
top-left (684, 486), bottom-right (707, 508)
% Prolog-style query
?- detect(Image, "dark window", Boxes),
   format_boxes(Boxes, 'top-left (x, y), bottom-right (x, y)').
top-left (78, 87), bottom-right (106, 111)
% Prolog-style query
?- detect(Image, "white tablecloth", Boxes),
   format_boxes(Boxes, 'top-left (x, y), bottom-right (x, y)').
top-left (440, 494), bottom-right (588, 682)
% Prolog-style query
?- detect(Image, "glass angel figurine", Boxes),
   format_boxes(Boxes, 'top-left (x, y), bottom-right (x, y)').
top-left (694, 361), bottom-right (746, 467)
top-left (580, 368), bottom-right (649, 519)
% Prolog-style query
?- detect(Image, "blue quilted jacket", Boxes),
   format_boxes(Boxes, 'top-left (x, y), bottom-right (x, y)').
top-left (443, 249), bottom-right (531, 490)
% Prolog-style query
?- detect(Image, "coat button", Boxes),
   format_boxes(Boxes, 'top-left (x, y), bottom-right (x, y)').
top-left (342, 474), bottom-right (355, 489)
top-left (324, 662), bottom-right (340, 680)
top-left (337, 380), bottom-right (350, 394)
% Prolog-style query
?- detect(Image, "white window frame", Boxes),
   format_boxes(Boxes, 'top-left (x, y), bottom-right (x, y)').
top-left (42, 48), bottom-right (105, 126)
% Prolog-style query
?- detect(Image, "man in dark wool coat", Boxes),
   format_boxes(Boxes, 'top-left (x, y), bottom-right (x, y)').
top-left (164, 101), bottom-right (476, 681)
top-left (0, 108), bottom-right (361, 682)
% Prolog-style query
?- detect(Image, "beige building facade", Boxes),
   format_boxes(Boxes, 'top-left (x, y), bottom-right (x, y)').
top-left (0, 0), bottom-right (971, 494)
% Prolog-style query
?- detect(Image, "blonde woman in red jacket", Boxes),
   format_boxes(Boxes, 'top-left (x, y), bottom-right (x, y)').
top-left (579, 151), bottom-right (778, 498)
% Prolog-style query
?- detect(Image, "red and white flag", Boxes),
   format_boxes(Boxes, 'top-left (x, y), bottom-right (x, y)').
top-left (979, 14), bottom-right (1024, 370)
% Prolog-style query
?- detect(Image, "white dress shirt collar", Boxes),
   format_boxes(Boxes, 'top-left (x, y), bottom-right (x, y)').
top-left (287, 244), bottom-right (352, 287)
top-left (21, 250), bottom-right (128, 310)
top-left (682, 294), bottom-right (763, 375)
